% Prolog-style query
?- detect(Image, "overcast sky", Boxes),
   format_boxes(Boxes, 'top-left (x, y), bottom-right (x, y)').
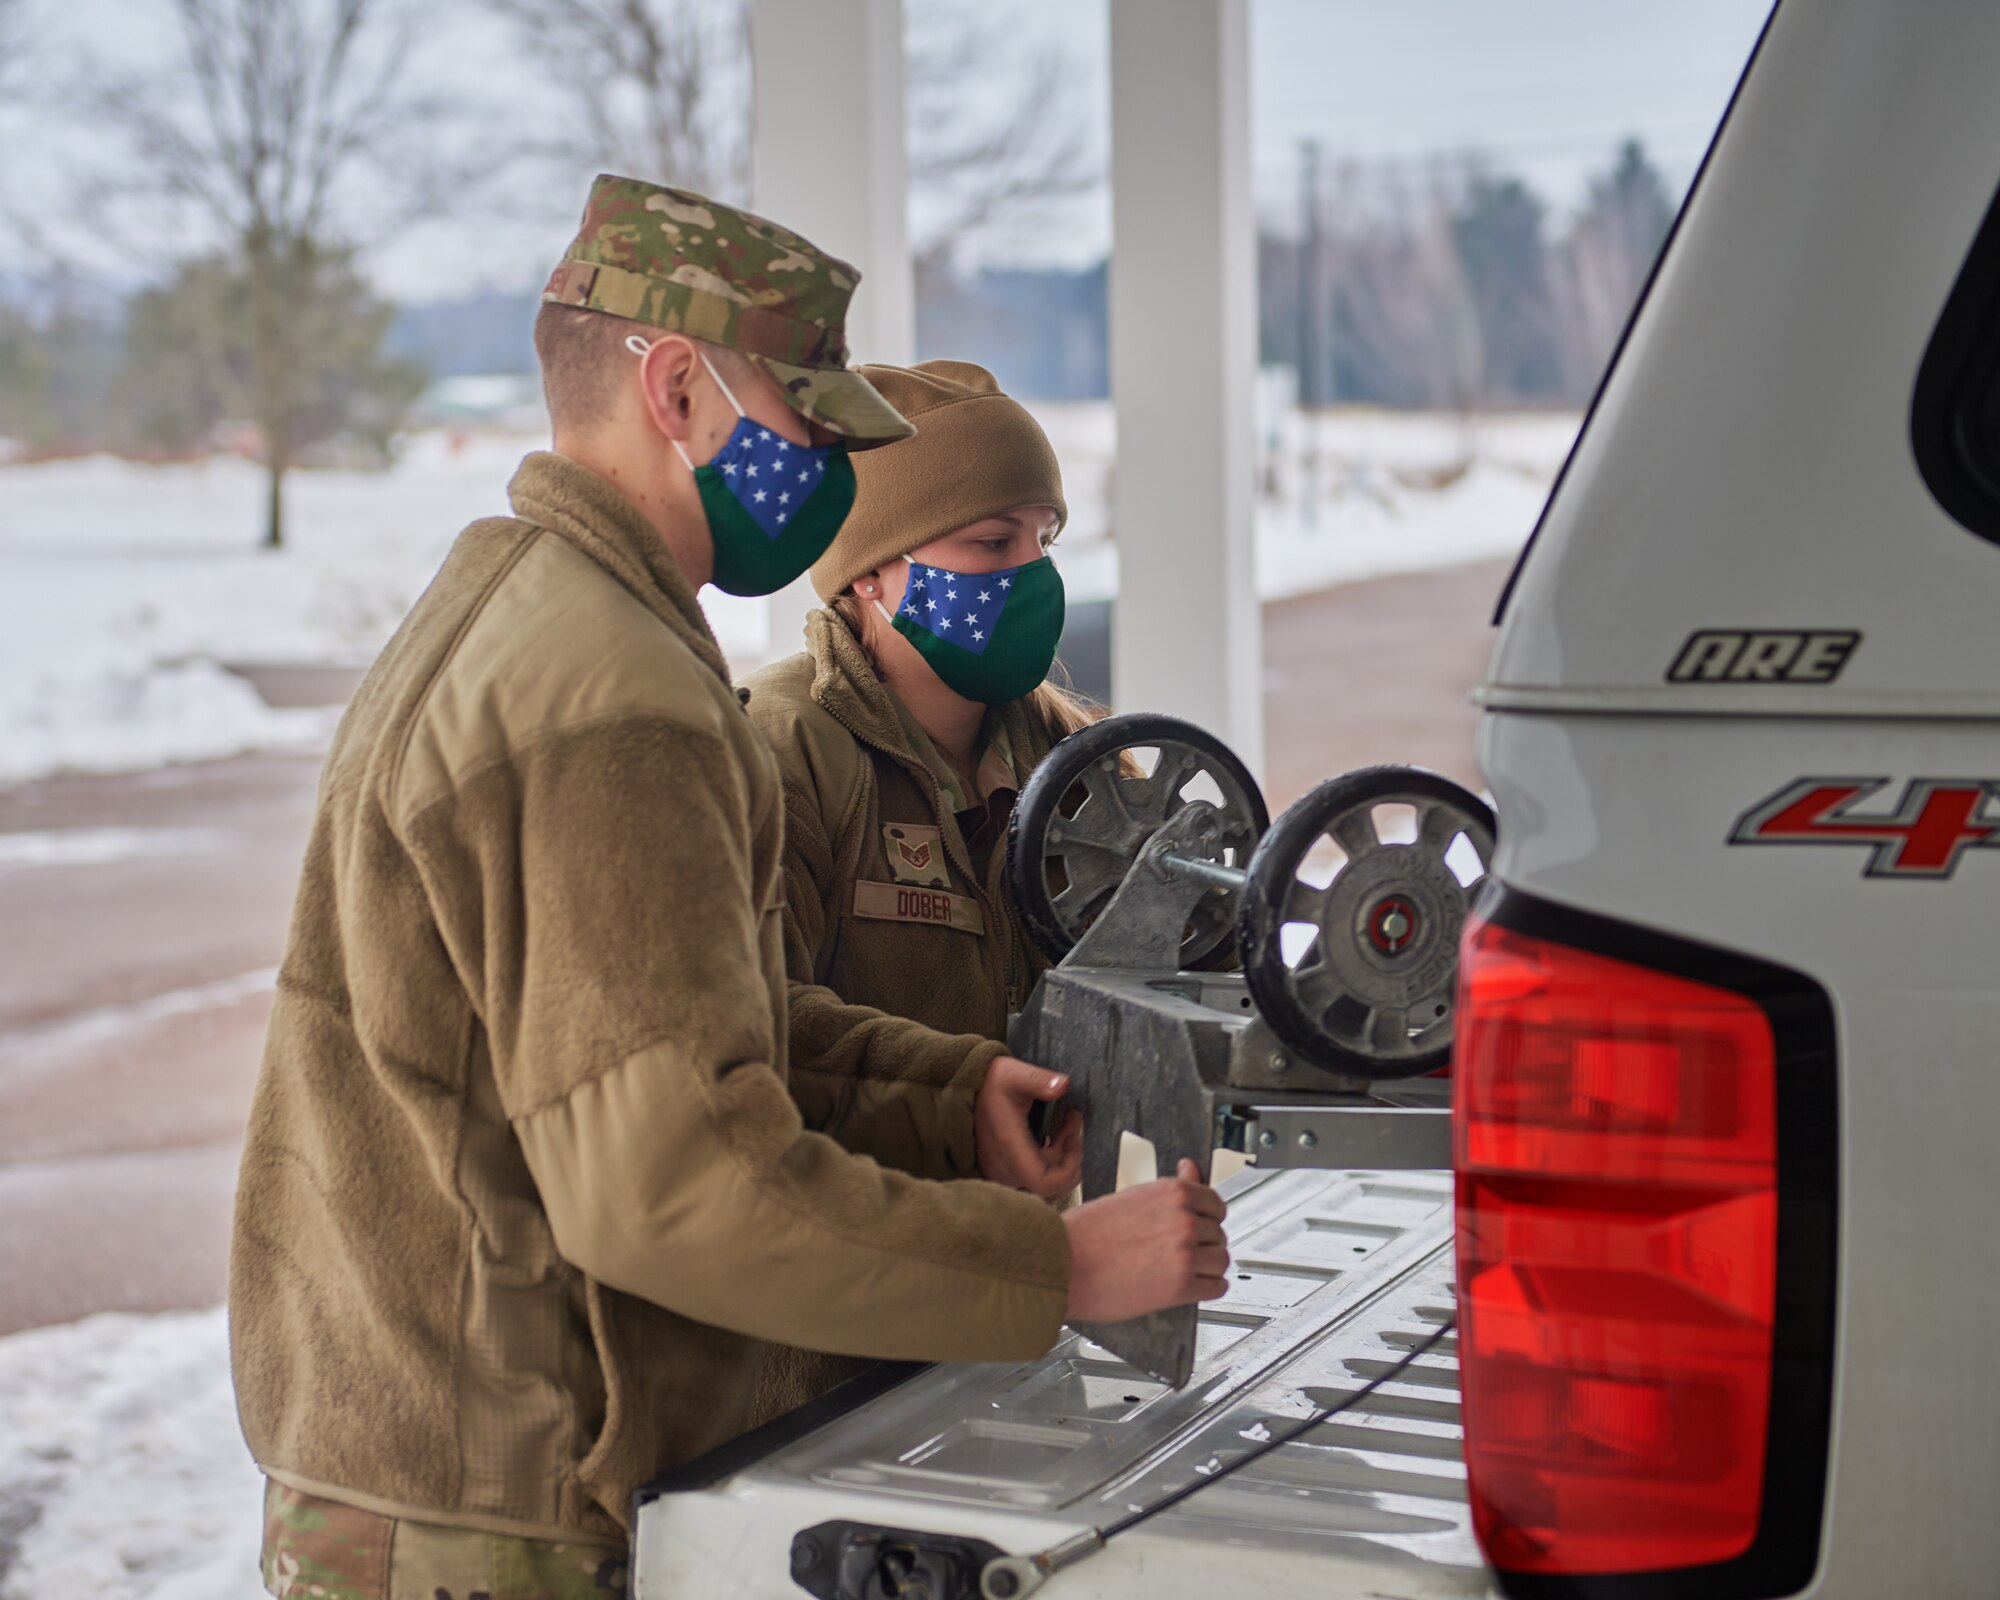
top-left (0, 0), bottom-right (1772, 303)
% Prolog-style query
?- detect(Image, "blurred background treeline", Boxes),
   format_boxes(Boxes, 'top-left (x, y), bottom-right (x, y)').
top-left (0, 0), bottom-right (1672, 542)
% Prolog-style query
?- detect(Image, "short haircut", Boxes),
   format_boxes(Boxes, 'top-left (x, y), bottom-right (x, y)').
top-left (533, 304), bottom-right (751, 433)
top-left (534, 304), bottom-right (647, 431)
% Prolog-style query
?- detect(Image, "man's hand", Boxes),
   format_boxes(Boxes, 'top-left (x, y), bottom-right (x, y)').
top-left (1063, 1160), bottom-right (1230, 1323)
top-left (974, 1056), bottom-right (1083, 1201)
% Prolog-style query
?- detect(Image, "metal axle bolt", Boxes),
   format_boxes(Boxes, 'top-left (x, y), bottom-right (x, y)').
top-left (1258, 1129), bottom-right (1277, 1150)
top-left (1298, 1130), bottom-right (1319, 1151)
top-left (1268, 1052), bottom-right (1288, 1074)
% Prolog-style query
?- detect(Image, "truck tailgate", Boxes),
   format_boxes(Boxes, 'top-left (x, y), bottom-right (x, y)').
top-left (634, 1168), bottom-right (1491, 1599)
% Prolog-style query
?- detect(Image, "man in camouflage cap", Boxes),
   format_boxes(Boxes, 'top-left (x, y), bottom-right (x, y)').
top-left (541, 172), bottom-right (914, 445)
top-left (228, 173), bottom-right (1228, 1600)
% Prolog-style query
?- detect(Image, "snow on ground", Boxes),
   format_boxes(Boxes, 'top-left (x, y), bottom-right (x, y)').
top-left (0, 1307), bottom-right (264, 1600)
top-left (0, 405), bottom-right (1577, 788)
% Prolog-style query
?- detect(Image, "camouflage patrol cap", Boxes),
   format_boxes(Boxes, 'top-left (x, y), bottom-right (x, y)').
top-left (543, 174), bottom-right (915, 446)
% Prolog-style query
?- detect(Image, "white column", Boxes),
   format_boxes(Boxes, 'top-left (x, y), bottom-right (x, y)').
top-left (751, 0), bottom-right (913, 663)
top-left (1108, 0), bottom-right (1262, 776)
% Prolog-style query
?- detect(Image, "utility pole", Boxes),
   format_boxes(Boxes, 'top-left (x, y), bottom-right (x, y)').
top-left (1297, 138), bottom-right (1323, 528)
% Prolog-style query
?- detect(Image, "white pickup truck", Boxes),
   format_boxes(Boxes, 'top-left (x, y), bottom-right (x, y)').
top-left (635, 1), bottom-right (2000, 1595)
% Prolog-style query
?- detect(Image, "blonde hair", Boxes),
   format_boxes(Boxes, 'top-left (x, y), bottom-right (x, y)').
top-left (828, 592), bottom-right (1109, 742)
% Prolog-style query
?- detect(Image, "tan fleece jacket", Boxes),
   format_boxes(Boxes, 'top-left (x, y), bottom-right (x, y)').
top-left (745, 609), bottom-right (1057, 1088)
top-left (228, 452), bottom-right (1069, 1546)
top-left (741, 611), bottom-right (1063, 1419)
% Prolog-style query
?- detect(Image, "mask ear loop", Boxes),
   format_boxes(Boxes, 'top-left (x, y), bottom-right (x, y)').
top-left (626, 336), bottom-right (746, 469)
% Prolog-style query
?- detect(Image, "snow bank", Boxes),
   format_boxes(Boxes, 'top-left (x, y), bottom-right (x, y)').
top-left (0, 432), bottom-right (788, 787)
top-left (0, 408), bottom-right (1576, 788)
top-left (1257, 458), bottom-right (1558, 598)
top-left (0, 1307), bottom-right (264, 1600)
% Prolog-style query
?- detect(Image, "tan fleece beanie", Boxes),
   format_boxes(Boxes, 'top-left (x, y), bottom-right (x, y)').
top-left (809, 360), bottom-right (1068, 601)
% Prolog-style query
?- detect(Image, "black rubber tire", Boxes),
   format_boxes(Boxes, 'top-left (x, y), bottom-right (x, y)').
top-left (1238, 765), bottom-right (1496, 1080)
top-left (1006, 711), bottom-right (1269, 966)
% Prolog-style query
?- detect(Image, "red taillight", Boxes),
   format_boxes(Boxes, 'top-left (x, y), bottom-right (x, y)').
top-left (1454, 915), bottom-right (1778, 1576)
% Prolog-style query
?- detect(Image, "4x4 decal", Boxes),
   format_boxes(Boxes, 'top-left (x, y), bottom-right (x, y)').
top-left (1731, 777), bottom-right (2000, 878)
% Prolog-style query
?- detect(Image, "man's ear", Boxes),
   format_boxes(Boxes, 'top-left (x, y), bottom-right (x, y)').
top-left (635, 333), bottom-right (701, 443)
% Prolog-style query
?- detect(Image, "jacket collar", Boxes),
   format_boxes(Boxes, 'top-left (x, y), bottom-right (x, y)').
top-left (507, 451), bottom-right (732, 687)
top-left (803, 607), bottom-right (1049, 791)
top-left (805, 606), bottom-right (920, 756)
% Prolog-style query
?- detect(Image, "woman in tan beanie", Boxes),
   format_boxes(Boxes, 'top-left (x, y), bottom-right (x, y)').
top-left (741, 360), bottom-right (1109, 1407)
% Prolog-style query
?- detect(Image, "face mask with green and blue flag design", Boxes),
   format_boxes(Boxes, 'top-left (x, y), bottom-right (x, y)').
top-left (879, 555), bottom-right (1066, 705)
top-left (639, 339), bottom-right (857, 597)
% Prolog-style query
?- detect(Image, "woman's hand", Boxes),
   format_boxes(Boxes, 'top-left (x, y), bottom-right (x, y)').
top-left (974, 1056), bottom-right (1084, 1200)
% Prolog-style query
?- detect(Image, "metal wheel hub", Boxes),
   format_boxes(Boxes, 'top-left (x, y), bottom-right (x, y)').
top-left (1238, 766), bottom-right (1497, 1079)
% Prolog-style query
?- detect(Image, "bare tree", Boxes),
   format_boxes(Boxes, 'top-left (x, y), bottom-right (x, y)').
top-left (488, 0), bottom-right (751, 201)
top-left (0, 0), bottom-right (26, 94)
top-left (1553, 139), bottom-right (1676, 392)
top-left (903, 1), bottom-right (1097, 273)
top-left (1303, 163), bottom-right (1481, 413)
top-left (495, 0), bottom-right (1097, 271)
top-left (87, 0), bottom-right (470, 547)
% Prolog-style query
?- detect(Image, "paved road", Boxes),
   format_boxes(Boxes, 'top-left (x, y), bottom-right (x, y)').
top-left (0, 558), bottom-right (1509, 1335)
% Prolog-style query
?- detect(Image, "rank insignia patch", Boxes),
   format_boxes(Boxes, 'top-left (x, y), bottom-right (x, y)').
top-left (883, 823), bottom-right (950, 887)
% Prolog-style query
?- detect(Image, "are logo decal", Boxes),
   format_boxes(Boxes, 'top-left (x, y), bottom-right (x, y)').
top-left (1668, 629), bottom-right (1860, 684)
top-left (1730, 777), bottom-right (2000, 878)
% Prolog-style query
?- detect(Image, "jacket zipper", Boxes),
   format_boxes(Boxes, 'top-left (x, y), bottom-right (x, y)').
top-left (814, 694), bottom-right (1023, 1011)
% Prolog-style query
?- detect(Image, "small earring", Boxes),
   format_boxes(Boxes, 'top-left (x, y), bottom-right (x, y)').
top-left (860, 584), bottom-right (876, 597)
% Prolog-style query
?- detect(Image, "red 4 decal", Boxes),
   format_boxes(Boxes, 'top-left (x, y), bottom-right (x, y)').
top-left (1731, 778), bottom-right (2000, 878)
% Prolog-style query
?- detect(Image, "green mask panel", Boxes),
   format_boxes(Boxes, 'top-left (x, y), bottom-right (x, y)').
top-left (888, 555), bottom-right (1066, 705)
top-left (643, 340), bottom-right (858, 597)
top-left (694, 433), bottom-right (856, 597)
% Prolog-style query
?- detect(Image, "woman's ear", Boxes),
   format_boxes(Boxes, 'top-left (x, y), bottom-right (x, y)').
top-left (856, 559), bottom-right (905, 604)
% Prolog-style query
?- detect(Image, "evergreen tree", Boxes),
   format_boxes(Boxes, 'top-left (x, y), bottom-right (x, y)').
top-left (121, 244), bottom-right (425, 474)
top-left (1453, 172), bottom-right (1563, 402)
top-left (1558, 139), bottom-right (1677, 386)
